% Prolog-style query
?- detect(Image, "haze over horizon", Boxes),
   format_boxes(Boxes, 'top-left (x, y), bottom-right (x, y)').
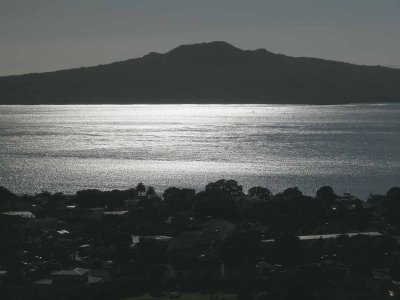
top-left (1, 0), bottom-right (400, 76)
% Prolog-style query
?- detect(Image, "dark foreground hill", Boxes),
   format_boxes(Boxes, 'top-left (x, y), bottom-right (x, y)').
top-left (1, 41), bottom-right (400, 104)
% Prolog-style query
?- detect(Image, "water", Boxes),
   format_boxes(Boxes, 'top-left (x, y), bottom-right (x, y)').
top-left (0, 104), bottom-right (399, 199)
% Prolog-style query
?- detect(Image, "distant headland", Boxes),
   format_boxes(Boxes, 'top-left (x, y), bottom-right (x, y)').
top-left (1, 41), bottom-right (400, 105)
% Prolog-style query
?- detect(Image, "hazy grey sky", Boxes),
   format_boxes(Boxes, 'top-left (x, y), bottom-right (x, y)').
top-left (1, 0), bottom-right (399, 75)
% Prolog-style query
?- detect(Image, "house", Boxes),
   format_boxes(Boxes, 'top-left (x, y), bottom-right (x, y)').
top-left (37, 268), bottom-right (104, 286)
top-left (334, 193), bottom-right (362, 210)
top-left (124, 198), bottom-right (140, 209)
top-left (130, 235), bottom-right (173, 248)
top-left (131, 235), bottom-right (140, 247)
top-left (261, 232), bottom-right (382, 244)
top-left (141, 235), bottom-right (173, 244)
top-left (1, 211), bottom-right (35, 219)
top-left (103, 210), bottom-right (129, 218)
top-left (103, 260), bottom-right (114, 270)
top-left (297, 232), bottom-right (382, 241)
top-left (89, 269), bottom-right (110, 282)
top-left (256, 260), bottom-right (281, 276)
top-left (51, 268), bottom-right (89, 284)
top-left (367, 194), bottom-right (386, 209)
top-left (78, 244), bottom-right (92, 257)
top-left (57, 229), bottom-right (70, 236)
top-left (165, 263), bottom-right (192, 280)
top-left (387, 280), bottom-right (400, 298)
top-left (0, 270), bottom-right (7, 282)
top-left (34, 278), bottom-right (53, 286)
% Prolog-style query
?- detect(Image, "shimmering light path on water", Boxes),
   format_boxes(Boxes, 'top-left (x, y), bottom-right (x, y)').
top-left (0, 104), bottom-right (399, 198)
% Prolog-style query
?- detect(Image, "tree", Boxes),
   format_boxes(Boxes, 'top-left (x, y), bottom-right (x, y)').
top-left (280, 187), bottom-right (303, 199)
top-left (163, 187), bottom-right (195, 215)
top-left (76, 189), bottom-right (103, 208)
top-left (105, 189), bottom-right (125, 209)
top-left (386, 187), bottom-right (400, 206)
top-left (274, 232), bottom-right (305, 265)
top-left (316, 186), bottom-right (337, 205)
top-left (171, 211), bottom-right (191, 230)
top-left (0, 186), bottom-right (16, 210)
top-left (136, 182), bottom-right (146, 196)
top-left (205, 179), bottom-right (243, 197)
top-left (220, 222), bottom-right (262, 266)
top-left (383, 187), bottom-right (400, 227)
top-left (146, 186), bottom-right (156, 198)
top-left (248, 186), bottom-right (273, 202)
top-left (194, 189), bottom-right (242, 222)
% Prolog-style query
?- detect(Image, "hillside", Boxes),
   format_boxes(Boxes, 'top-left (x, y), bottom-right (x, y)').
top-left (1, 41), bottom-right (400, 104)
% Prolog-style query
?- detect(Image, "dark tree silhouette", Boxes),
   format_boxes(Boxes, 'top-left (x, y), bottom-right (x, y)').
top-left (274, 232), bottom-right (305, 265)
top-left (146, 186), bottom-right (156, 198)
top-left (280, 187), bottom-right (303, 199)
top-left (220, 222), bottom-right (262, 266)
top-left (76, 189), bottom-right (103, 208)
top-left (136, 182), bottom-right (146, 196)
top-left (205, 179), bottom-right (243, 197)
top-left (316, 186), bottom-right (337, 205)
top-left (248, 186), bottom-right (273, 202)
top-left (384, 187), bottom-right (400, 227)
top-left (163, 187), bottom-right (195, 215)
top-left (194, 189), bottom-right (242, 222)
top-left (171, 211), bottom-right (191, 229)
top-left (386, 187), bottom-right (400, 206)
top-left (0, 186), bottom-right (16, 210)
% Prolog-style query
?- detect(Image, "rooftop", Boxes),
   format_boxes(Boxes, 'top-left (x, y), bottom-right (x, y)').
top-left (52, 268), bottom-right (89, 277)
top-left (262, 232), bottom-right (382, 243)
top-left (1, 211), bottom-right (35, 218)
top-left (103, 210), bottom-right (128, 216)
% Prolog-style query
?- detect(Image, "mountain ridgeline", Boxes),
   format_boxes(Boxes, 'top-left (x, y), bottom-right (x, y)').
top-left (1, 41), bottom-right (400, 104)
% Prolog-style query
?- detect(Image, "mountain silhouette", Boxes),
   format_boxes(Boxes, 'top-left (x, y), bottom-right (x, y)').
top-left (1, 41), bottom-right (400, 104)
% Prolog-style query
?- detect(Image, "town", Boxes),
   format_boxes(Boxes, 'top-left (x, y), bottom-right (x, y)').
top-left (0, 180), bottom-right (400, 300)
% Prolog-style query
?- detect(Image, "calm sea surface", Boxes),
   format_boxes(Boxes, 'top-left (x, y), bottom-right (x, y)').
top-left (0, 104), bottom-right (399, 198)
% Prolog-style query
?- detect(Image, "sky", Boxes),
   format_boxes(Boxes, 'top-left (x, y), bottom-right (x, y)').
top-left (1, 0), bottom-right (399, 75)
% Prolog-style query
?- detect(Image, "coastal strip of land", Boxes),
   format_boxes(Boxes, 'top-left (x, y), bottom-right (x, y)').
top-left (0, 180), bottom-right (399, 300)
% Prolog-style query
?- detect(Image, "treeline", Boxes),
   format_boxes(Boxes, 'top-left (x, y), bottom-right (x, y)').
top-left (1, 180), bottom-right (400, 235)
